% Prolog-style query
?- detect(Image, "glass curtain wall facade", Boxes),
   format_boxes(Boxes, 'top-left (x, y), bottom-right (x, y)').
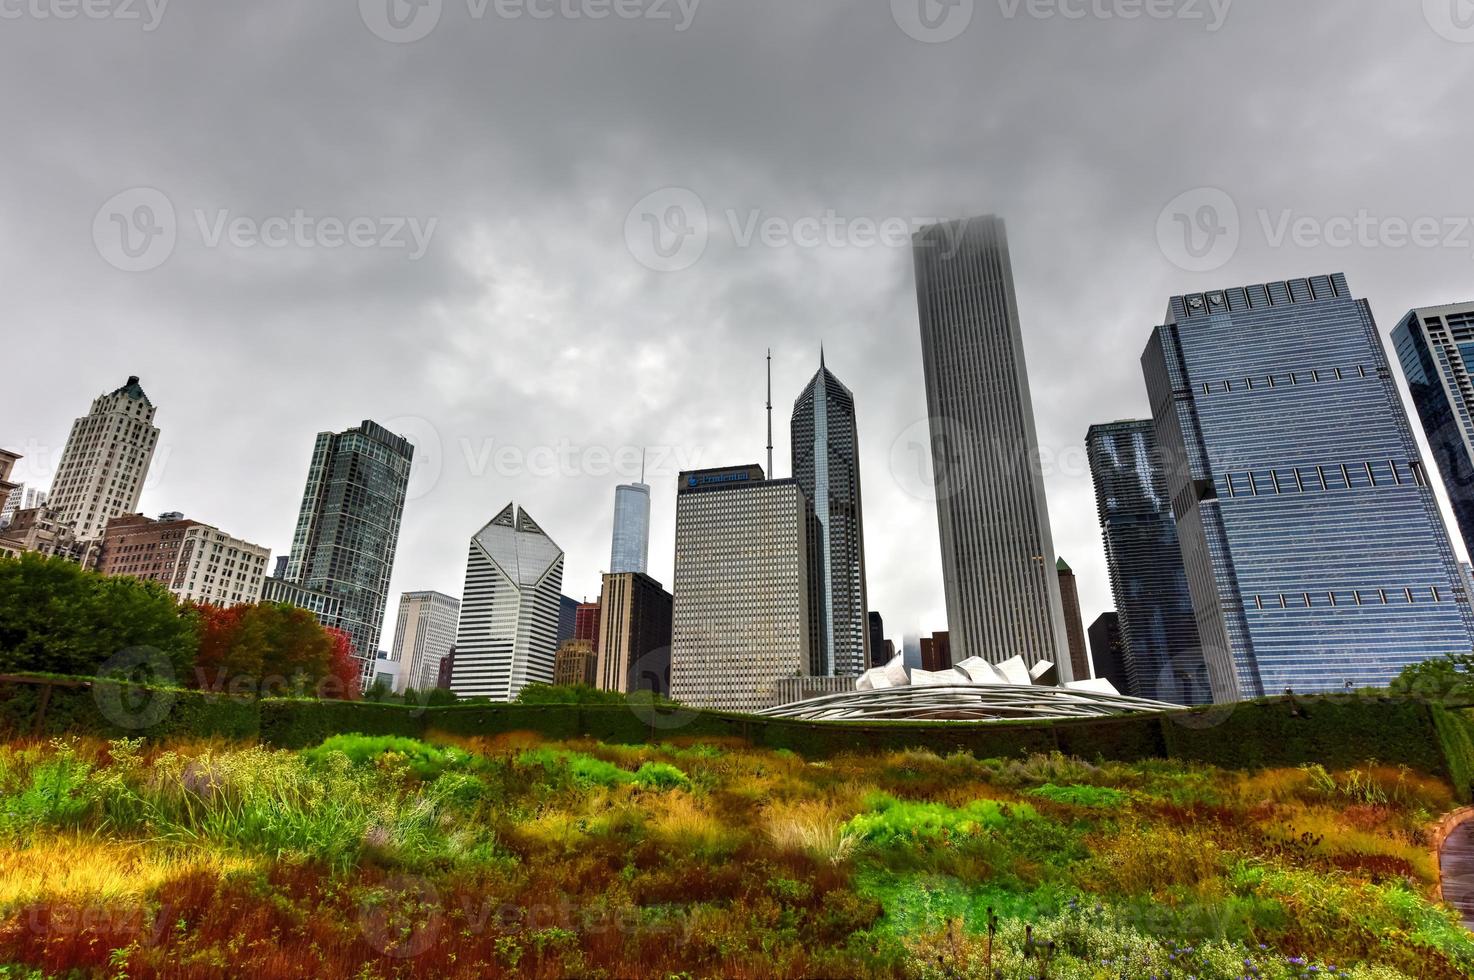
top-left (1086, 420), bottom-right (1210, 704)
top-left (1142, 274), bottom-right (1474, 701)
top-left (1392, 303), bottom-right (1474, 560)
top-left (285, 420), bottom-right (413, 676)
top-left (610, 482), bottom-right (651, 574)
top-left (791, 352), bottom-right (870, 677)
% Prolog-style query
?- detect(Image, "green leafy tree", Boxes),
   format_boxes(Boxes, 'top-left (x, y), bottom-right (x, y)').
top-left (0, 553), bottom-right (198, 679)
top-left (1391, 653), bottom-right (1474, 701)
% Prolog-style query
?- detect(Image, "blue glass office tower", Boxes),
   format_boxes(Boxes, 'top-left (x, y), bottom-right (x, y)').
top-left (792, 351), bottom-right (870, 677)
top-left (1392, 304), bottom-right (1474, 560)
top-left (1142, 274), bottom-right (1474, 702)
top-left (286, 420), bottom-right (414, 682)
top-left (1086, 420), bottom-right (1210, 704)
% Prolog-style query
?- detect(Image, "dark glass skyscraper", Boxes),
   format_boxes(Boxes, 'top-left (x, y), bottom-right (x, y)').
top-left (1086, 420), bottom-right (1209, 704)
top-left (1392, 303), bottom-right (1474, 560)
top-left (286, 420), bottom-right (414, 679)
top-left (911, 216), bottom-right (1071, 675)
top-left (1142, 274), bottom-right (1474, 701)
top-left (791, 352), bottom-right (870, 677)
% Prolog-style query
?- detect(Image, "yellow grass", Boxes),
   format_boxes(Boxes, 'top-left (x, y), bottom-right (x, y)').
top-left (0, 834), bottom-right (261, 909)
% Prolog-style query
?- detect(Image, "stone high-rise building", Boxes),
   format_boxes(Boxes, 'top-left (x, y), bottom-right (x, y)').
top-left (97, 512), bottom-right (269, 607)
top-left (596, 571), bottom-right (673, 694)
top-left (450, 504), bottom-right (565, 701)
top-left (911, 217), bottom-right (1071, 675)
top-left (791, 351), bottom-right (870, 677)
top-left (47, 377), bottom-right (159, 540)
top-left (390, 591), bottom-right (461, 693)
top-left (669, 465), bottom-right (824, 713)
top-left (1055, 558), bottom-right (1091, 681)
top-left (285, 420), bottom-right (413, 684)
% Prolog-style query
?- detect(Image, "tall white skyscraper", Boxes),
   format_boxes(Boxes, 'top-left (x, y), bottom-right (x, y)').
top-left (450, 503), bottom-right (565, 700)
top-left (391, 590), bottom-right (462, 693)
top-left (912, 217), bottom-right (1072, 677)
top-left (610, 481), bottom-right (651, 574)
top-left (47, 376), bottom-right (159, 540)
top-left (669, 465), bottom-right (824, 712)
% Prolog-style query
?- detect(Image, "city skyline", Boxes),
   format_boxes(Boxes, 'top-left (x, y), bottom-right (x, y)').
top-left (8, 290), bottom-right (1474, 672)
top-left (4, 4), bottom-right (1474, 671)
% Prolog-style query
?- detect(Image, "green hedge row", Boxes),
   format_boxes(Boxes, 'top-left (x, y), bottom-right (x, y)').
top-left (0, 678), bottom-right (259, 741)
top-left (5, 676), bottom-right (1472, 798)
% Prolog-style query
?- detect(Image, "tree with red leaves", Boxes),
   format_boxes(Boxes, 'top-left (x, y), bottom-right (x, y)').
top-left (185, 601), bottom-right (359, 700)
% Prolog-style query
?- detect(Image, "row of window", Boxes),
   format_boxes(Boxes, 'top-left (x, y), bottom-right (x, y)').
top-left (1200, 364), bottom-right (1385, 396)
top-left (1222, 459), bottom-right (1428, 497)
top-left (1249, 585), bottom-right (1469, 610)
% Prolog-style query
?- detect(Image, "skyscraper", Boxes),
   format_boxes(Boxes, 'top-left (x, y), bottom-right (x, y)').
top-left (450, 503), bottom-right (565, 700)
top-left (610, 480), bottom-right (651, 575)
top-left (791, 351), bottom-right (870, 676)
top-left (47, 377), bottom-right (159, 540)
top-left (390, 591), bottom-right (461, 693)
top-left (1055, 558), bottom-right (1090, 682)
top-left (285, 420), bottom-right (413, 681)
top-left (1392, 303), bottom-right (1474, 559)
top-left (1087, 613), bottom-right (1130, 696)
top-left (1142, 274), bottom-right (1474, 701)
top-left (1086, 420), bottom-right (1209, 704)
top-left (867, 611), bottom-right (885, 671)
top-left (669, 465), bottom-right (824, 712)
top-left (911, 216), bottom-right (1071, 676)
top-left (596, 571), bottom-right (673, 694)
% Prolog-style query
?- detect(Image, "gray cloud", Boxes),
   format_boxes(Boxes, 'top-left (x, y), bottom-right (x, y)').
top-left (3, 1), bottom-right (1471, 653)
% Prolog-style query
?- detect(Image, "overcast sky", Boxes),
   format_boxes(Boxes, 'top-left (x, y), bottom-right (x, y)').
top-left (3, 1), bottom-right (1472, 656)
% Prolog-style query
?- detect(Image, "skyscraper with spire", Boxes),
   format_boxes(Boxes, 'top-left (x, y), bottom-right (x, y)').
top-left (610, 453), bottom-right (651, 575)
top-left (791, 349), bottom-right (871, 676)
top-left (911, 216), bottom-right (1072, 676)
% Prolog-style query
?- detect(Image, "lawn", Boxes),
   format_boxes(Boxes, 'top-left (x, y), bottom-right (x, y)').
top-left (0, 733), bottom-right (1470, 978)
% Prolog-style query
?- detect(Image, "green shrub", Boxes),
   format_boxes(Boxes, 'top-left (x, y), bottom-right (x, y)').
top-left (304, 734), bottom-right (474, 780)
top-left (843, 794), bottom-right (1035, 846)
top-left (632, 761), bottom-right (689, 789)
top-left (1028, 783), bottom-right (1129, 808)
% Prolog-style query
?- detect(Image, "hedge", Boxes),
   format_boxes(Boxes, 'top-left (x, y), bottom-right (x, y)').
top-left (0, 677), bottom-right (258, 741)
top-left (5, 674), bottom-right (1474, 798)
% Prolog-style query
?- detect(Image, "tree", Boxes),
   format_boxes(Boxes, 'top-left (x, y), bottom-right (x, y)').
top-left (0, 553), bottom-right (198, 679)
top-left (1390, 653), bottom-right (1474, 701)
top-left (187, 602), bottom-right (359, 700)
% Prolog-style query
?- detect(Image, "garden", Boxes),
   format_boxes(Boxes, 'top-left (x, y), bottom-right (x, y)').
top-left (1, 731), bottom-right (1472, 978)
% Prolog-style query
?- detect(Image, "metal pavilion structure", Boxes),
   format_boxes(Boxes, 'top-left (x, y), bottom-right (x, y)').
top-left (758, 654), bottom-right (1179, 722)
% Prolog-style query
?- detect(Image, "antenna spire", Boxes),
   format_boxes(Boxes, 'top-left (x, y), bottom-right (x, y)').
top-left (640, 447), bottom-right (646, 484)
top-left (766, 348), bottom-right (774, 478)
